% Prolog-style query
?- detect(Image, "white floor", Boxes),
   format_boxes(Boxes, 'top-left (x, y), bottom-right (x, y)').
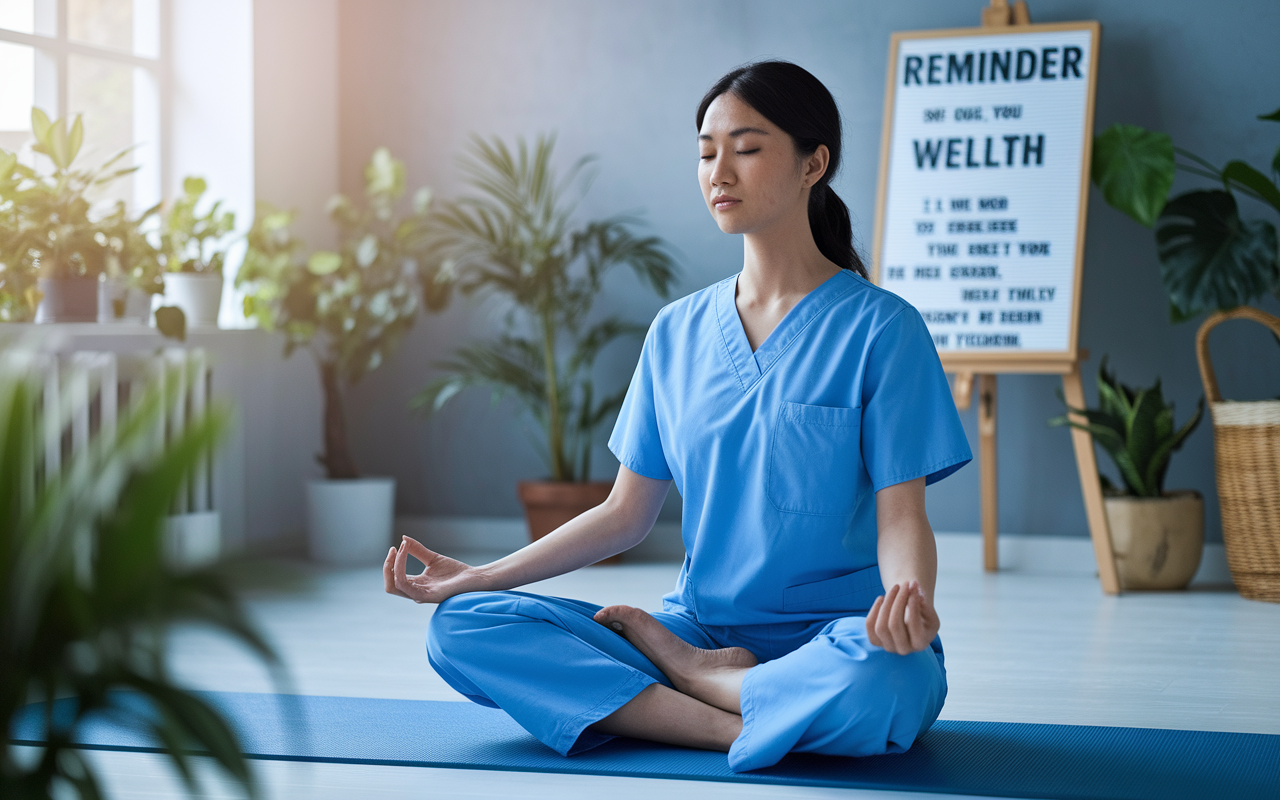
top-left (65, 539), bottom-right (1280, 799)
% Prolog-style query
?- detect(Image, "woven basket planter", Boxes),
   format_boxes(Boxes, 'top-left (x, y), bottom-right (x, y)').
top-left (1196, 307), bottom-right (1280, 602)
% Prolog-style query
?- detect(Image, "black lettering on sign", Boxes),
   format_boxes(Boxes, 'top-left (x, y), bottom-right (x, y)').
top-left (992, 105), bottom-right (1021, 119)
top-left (955, 106), bottom-right (982, 121)
top-left (961, 288), bottom-right (1000, 302)
top-left (913, 136), bottom-right (1044, 169)
top-left (886, 266), bottom-right (905, 280)
top-left (968, 242), bottom-right (1001, 256)
top-left (916, 221), bottom-right (934, 234)
top-left (904, 49), bottom-right (1085, 85)
top-left (914, 266), bottom-right (941, 279)
top-left (928, 243), bottom-right (958, 257)
top-left (948, 220), bottom-right (983, 234)
top-left (951, 265), bottom-right (1001, 279)
top-left (923, 107), bottom-right (945, 122)
top-left (951, 198), bottom-right (970, 211)
top-left (921, 310), bottom-right (970, 324)
top-left (1019, 241), bottom-right (1050, 255)
top-left (978, 196), bottom-right (1009, 210)
top-left (987, 219), bottom-right (1017, 232)
top-left (978, 311), bottom-right (995, 324)
top-left (1006, 287), bottom-right (1056, 302)
top-left (957, 333), bottom-right (1019, 347)
top-left (1000, 310), bottom-right (1043, 324)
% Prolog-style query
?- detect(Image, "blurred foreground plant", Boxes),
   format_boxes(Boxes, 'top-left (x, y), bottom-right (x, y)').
top-left (0, 344), bottom-right (284, 799)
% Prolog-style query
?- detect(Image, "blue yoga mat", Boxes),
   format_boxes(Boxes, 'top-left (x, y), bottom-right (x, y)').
top-left (10, 692), bottom-right (1278, 799)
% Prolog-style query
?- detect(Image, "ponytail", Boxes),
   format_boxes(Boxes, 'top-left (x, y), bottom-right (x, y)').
top-left (697, 60), bottom-right (869, 279)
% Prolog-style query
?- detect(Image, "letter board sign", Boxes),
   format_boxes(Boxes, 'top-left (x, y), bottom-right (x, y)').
top-left (871, 21), bottom-right (1100, 365)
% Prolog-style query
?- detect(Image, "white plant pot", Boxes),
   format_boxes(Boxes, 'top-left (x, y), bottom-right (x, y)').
top-left (98, 278), bottom-right (153, 324)
top-left (163, 272), bottom-right (223, 328)
top-left (307, 477), bottom-right (396, 565)
top-left (164, 511), bottom-right (222, 570)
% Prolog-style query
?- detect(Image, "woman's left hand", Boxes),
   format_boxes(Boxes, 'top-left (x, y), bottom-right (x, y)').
top-left (866, 580), bottom-right (940, 655)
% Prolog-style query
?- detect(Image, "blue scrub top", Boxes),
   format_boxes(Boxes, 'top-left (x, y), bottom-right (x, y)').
top-left (608, 269), bottom-right (972, 627)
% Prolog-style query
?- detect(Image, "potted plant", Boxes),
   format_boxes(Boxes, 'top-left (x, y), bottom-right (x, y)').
top-left (0, 148), bottom-right (32, 321)
top-left (238, 147), bottom-right (438, 564)
top-left (1050, 358), bottom-right (1205, 589)
top-left (97, 198), bottom-right (165, 323)
top-left (0, 349), bottom-right (286, 798)
top-left (1, 108), bottom-right (138, 322)
top-left (1091, 105), bottom-right (1280, 600)
top-left (411, 134), bottom-right (677, 562)
top-left (157, 176), bottom-right (236, 328)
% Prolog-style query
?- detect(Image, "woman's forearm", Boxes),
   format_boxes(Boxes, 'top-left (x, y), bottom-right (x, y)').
top-left (874, 477), bottom-right (938, 604)
top-left (471, 499), bottom-right (650, 591)
top-left (876, 518), bottom-right (938, 604)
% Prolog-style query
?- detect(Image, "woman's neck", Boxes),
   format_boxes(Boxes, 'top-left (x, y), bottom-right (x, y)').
top-left (738, 201), bottom-right (840, 303)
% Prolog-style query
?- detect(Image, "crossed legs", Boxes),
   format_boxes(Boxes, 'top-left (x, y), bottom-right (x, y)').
top-left (588, 604), bottom-right (757, 752)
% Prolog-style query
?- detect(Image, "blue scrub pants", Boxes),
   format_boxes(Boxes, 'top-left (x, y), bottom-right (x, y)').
top-left (426, 590), bottom-right (946, 772)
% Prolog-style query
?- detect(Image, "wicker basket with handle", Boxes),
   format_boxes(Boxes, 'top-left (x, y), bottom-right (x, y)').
top-left (1195, 306), bottom-right (1280, 602)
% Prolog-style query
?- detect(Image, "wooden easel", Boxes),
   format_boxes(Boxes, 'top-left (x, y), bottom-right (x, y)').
top-left (946, 0), bottom-right (1119, 594)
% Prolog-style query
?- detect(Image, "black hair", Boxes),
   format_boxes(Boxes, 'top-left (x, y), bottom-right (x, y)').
top-left (696, 60), bottom-right (867, 279)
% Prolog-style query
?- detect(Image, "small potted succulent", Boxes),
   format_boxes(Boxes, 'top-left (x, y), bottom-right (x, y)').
top-left (157, 176), bottom-right (236, 328)
top-left (1, 108), bottom-right (137, 322)
top-left (238, 147), bottom-right (438, 564)
top-left (1050, 358), bottom-right (1205, 589)
top-left (411, 134), bottom-right (677, 562)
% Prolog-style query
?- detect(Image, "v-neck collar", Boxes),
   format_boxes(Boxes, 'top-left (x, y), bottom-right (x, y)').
top-left (715, 269), bottom-right (855, 392)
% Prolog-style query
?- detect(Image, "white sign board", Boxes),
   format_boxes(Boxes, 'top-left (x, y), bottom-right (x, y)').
top-left (872, 22), bottom-right (1099, 363)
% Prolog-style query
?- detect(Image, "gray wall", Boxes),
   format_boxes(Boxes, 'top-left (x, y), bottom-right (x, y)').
top-left (334, 0), bottom-right (1280, 542)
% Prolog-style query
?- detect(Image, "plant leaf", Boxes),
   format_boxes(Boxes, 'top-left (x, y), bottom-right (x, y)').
top-left (1221, 160), bottom-right (1280, 216)
top-left (155, 306), bottom-right (187, 341)
top-left (1259, 107), bottom-right (1280, 122)
top-left (1155, 189), bottom-right (1280, 318)
top-left (1091, 124), bottom-right (1175, 227)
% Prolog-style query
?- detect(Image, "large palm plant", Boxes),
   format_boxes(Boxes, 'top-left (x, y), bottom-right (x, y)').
top-left (0, 346), bottom-right (285, 799)
top-left (411, 134), bottom-right (678, 482)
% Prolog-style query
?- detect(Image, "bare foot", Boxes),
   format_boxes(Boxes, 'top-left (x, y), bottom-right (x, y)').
top-left (594, 605), bottom-right (756, 714)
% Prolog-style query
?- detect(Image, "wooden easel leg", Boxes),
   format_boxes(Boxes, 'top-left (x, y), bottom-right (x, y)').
top-left (1062, 366), bottom-right (1121, 595)
top-left (979, 374), bottom-right (998, 572)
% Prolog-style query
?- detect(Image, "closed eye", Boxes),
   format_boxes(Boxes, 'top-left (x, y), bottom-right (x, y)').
top-left (736, 149), bottom-right (760, 155)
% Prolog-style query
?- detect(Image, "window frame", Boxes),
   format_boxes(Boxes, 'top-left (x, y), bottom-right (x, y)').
top-left (0, 0), bottom-right (173, 206)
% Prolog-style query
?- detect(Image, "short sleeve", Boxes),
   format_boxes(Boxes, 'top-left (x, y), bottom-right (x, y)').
top-left (860, 308), bottom-right (972, 492)
top-left (608, 313), bottom-right (673, 481)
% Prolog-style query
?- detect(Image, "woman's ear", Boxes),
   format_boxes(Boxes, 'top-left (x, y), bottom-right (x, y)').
top-left (802, 144), bottom-right (830, 189)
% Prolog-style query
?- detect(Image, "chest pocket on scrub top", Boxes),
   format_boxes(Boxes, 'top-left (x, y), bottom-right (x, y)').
top-left (766, 401), bottom-right (864, 516)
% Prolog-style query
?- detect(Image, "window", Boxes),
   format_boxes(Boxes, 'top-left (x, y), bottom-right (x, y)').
top-left (0, 0), bottom-right (166, 214)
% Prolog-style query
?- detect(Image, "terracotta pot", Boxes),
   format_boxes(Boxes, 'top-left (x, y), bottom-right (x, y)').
top-left (1104, 490), bottom-right (1204, 590)
top-left (34, 276), bottom-right (99, 323)
top-left (517, 480), bottom-right (620, 565)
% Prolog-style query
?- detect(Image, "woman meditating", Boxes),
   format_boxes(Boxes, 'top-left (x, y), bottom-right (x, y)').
top-left (384, 60), bottom-right (971, 773)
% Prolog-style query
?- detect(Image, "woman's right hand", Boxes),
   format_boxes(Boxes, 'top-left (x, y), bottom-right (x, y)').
top-left (383, 536), bottom-right (480, 604)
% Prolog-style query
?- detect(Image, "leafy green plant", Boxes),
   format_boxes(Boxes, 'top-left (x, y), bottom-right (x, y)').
top-left (1050, 357), bottom-right (1204, 497)
top-left (0, 109), bottom-right (138, 293)
top-left (1091, 106), bottom-right (1280, 322)
top-left (0, 347), bottom-right (286, 799)
top-left (157, 176), bottom-right (236, 275)
top-left (237, 147), bottom-right (437, 478)
top-left (410, 134), bottom-right (678, 482)
top-left (98, 199), bottom-right (165, 299)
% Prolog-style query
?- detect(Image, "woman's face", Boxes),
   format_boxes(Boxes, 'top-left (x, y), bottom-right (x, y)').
top-left (697, 92), bottom-right (826, 235)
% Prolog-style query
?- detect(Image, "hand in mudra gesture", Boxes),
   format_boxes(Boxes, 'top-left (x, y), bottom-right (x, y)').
top-left (383, 536), bottom-right (475, 604)
top-left (865, 580), bottom-right (940, 655)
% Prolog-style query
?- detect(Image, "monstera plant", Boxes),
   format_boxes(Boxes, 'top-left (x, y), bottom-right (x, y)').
top-left (1091, 106), bottom-right (1280, 322)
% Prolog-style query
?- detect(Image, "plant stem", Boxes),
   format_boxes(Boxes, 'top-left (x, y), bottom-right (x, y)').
top-left (541, 307), bottom-right (568, 481)
top-left (318, 358), bottom-right (359, 480)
